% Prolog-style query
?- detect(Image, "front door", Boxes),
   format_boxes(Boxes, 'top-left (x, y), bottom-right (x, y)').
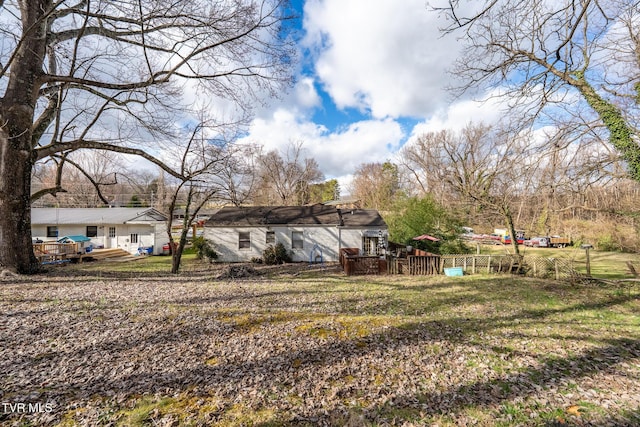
top-left (108, 226), bottom-right (117, 248)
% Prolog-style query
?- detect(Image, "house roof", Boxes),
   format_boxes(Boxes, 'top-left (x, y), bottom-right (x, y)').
top-left (31, 208), bottom-right (167, 225)
top-left (205, 204), bottom-right (341, 226)
top-left (205, 205), bottom-right (387, 228)
top-left (339, 209), bottom-right (387, 227)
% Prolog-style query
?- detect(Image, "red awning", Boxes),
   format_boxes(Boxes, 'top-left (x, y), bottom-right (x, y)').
top-left (413, 234), bottom-right (440, 242)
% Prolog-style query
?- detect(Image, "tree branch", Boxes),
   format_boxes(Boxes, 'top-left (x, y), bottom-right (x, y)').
top-left (35, 140), bottom-right (186, 180)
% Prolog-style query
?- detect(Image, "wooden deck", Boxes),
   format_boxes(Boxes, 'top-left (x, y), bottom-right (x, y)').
top-left (33, 242), bottom-right (80, 264)
top-left (340, 247), bottom-right (442, 276)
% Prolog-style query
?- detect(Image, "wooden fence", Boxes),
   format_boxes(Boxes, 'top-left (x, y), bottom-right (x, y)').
top-left (441, 254), bottom-right (578, 279)
top-left (387, 255), bottom-right (440, 275)
top-left (523, 256), bottom-right (577, 280)
top-left (343, 256), bottom-right (384, 275)
top-left (340, 248), bottom-right (578, 280)
top-left (441, 254), bottom-right (521, 274)
top-left (340, 248), bottom-right (386, 275)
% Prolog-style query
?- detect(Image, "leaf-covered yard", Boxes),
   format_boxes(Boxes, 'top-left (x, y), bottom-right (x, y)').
top-left (1, 261), bottom-right (639, 426)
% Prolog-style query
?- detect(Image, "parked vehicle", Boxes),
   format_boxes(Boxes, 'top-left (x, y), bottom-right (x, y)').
top-left (524, 236), bottom-right (571, 248)
top-left (501, 235), bottom-right (525, 245)
top-left (549, 236), bottom-right (572, 248)
top-left (499, 229), bottom-right (526, 245)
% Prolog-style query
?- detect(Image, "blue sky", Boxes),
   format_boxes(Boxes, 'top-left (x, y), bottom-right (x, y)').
top-left (236, 0), bottom-right (505, 191)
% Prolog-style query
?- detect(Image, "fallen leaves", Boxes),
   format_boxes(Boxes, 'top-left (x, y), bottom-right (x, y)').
top-left (1, 265), bottom-right (639, 426)
top-left (567, 404), bottom-right (582, 416)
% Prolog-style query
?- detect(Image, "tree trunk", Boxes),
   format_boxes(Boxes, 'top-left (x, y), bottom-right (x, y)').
top-left (0, 127), bottom-right (40, 273)
top-left (171, 240), bottom-right (185, 274)
top-left (504, 208), bottom-right (520, 256)
top-left (0, 0), bottom-right (50, 273)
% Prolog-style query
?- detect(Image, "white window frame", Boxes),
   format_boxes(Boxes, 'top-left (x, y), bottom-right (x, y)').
top-left (291, 231), bottom-right (304, 249)
top-left (266, 230), bottom-right (275, 245)
top-left (239, 231), bottom-right (251, 249)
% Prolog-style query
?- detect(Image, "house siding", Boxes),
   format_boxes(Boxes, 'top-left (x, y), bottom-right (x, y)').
top-left (31, 208), bottom-right (169, 255)
top-left (203, 205), bottom-right (388, 263)
top-left (205, 225), bottom-right (345, 262)
top-left (32, 223), bottom-right (167, 255)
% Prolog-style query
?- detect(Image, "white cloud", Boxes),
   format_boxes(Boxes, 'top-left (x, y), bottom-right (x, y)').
top-left (405, 96), bottom-right (506, 144)
top-left (237, 108), bottom-right (404, 189)
top-left (234, 1), bottom-right (510, 194)
top-left (295, 77), bottom-right (322, 109)
top-left (302, 0), bottom-right (463, 119)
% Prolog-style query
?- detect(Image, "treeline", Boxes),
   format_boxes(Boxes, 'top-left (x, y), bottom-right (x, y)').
top-left (32, 124), bottom-right (640, 252)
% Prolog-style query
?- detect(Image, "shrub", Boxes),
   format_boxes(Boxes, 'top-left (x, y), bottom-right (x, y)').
top-left (597, 234), bottom-right (620, 252)
top-left (191, 236), bottom-right (218, 262)
top-left (262, 243), bottom-right (292, 265)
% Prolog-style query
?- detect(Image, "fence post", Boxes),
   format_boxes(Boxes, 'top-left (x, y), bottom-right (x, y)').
top-left (533, 260), bottom-right (537, 277)
top-left (487, 255), bottom-right (491, 273)
top-left (472, 256), bottom-right (476, 274)
top-left (555, 259), bottom-right (560, 280)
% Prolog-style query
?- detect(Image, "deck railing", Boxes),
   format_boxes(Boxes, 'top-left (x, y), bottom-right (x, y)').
top-left (33, 242), bottom-right (79, 264)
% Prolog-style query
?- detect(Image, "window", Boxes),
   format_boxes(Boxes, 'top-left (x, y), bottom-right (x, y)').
top-left (108, 227), bottom-right (116, 238)
top-left (239, 232), bottom-right (250, 249)
top-left (363, 236), bottom-right (385, 255)
top-left (292, 231), bottom-right (303, 249)
top-left (130, 233), bottom-right (139, 244)
top-left (86, 226), bottom-right (98, 238)
top-left (46, 226), bottom-right (58, 238)
top-left (266, 231), bottom-right (275, 245)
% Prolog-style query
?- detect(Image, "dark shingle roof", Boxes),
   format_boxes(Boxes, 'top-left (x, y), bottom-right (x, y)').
top-left (205, 205), bottom-right (387, 228)
top-left (339, 209), bottom-right (387, 227)
top-left (205, 204), bottom-right (341, 226)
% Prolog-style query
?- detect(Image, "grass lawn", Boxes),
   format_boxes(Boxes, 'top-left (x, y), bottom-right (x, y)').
top-left (1, 255), bottom-right (639, 426)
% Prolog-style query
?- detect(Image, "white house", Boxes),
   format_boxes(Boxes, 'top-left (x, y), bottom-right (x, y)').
top-left (203, 204), bottom-right (388, 262)
top-left (31, 208), bottom-right (169, 255)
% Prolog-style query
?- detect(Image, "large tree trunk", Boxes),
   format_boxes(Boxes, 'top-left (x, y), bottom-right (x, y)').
top-left (0, 0), bottom-right (50, 273)
top-left (0, 125), bottom-right (40, 273)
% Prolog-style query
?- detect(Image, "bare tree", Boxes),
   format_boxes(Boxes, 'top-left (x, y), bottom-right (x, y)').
top-left (401, 123), bottom-right (541, 254)
top-left (433, 0), bottom-right (640, 180)
top-left (254, 142), bottom-right (324, 205)
top-left (0, 0), bottom-right (295, 273)
top-left (214, 143), bottom-right (261, 207)
top-left (164, 122), bottom-right (255, 274)
top-left (31, 150), bottom-right (123, 207)
top-left (349, 161), bottom-right (400, 211)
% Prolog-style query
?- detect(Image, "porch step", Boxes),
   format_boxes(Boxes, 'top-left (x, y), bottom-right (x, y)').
top-left (88, 248), bottom-right (133, 260)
